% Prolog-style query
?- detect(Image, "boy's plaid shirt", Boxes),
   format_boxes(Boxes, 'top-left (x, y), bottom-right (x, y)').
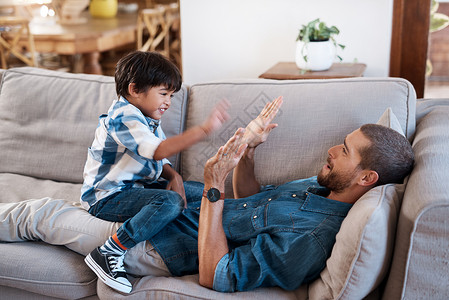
top-left (80, 96), bottom-right (170, 209)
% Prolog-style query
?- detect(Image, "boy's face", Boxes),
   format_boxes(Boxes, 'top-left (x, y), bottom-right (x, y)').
top-left (132, 85), bottom-right (174, 120)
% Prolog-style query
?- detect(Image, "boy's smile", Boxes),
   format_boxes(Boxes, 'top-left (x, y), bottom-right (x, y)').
top-left (129, 85), bottom-right (174, 120)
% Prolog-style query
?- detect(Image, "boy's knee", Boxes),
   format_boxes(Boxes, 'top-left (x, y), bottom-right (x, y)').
top-left (164, 190), bottom-right (184, 210)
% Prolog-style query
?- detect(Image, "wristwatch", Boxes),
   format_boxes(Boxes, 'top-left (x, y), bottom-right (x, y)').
top-left (203, 187), bottom-right (225, 202)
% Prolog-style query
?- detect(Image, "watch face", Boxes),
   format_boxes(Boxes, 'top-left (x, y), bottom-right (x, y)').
top-left (207, 188), bottom-right (221, 202)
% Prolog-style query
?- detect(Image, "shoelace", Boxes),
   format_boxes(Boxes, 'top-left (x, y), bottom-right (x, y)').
top-left (108, 254), bottom-right (126, 273)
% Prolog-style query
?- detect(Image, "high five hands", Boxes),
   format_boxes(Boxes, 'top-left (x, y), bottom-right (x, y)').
top-left (243, 96), bottom-right (283, 148)
top-left (203, 96), bottom-right (284, 188)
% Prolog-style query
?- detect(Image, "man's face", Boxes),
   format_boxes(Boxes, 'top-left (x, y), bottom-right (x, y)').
top-left (317, 129), bottom-right (371, 193)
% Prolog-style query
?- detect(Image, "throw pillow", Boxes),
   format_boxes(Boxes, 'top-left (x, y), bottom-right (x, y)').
top-left (308, 107), bottom-right (405, 299)
top-left (376, 107), bottom-right (405, 136)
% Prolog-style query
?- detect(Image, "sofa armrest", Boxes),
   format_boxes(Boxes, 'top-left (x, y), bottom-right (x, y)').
top-left (383, 99), bottom-right (449, 299)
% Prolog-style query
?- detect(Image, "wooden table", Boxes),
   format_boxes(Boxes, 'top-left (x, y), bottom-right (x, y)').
top-left (27, 12), bottom-right (138, 74)
top-left (259, 62), bottom-right (367, 80)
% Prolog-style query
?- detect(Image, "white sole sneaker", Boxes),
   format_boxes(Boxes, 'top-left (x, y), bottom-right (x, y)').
top-left (85, 250), bottom-right (132, 294)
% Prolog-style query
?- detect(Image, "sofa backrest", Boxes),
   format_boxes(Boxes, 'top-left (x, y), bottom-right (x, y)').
top-left (181, 78), bottom-right (416, 196)
top-left (0, 67), bottom-right (188, 183)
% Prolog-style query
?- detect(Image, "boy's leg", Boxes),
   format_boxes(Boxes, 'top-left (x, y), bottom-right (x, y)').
top-left (86, 187), bottom-right (183, 293)
top-left (183, 181), bottom-right (205, 205)
top-left (91, 187), bottom-right (184, 248)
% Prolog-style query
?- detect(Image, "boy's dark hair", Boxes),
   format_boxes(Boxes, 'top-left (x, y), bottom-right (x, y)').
top-left (115, 51), bottom-right (182, 98)
top-left (359, 124), bottom-right (414, 186)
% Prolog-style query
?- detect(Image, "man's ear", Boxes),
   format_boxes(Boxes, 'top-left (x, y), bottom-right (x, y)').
top-left (358, 170), bottom-right (379, 187)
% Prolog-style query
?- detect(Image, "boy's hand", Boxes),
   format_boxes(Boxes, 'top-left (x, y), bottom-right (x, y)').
top-left (201, 99), bottom-right (230, 135)
top-left (166, 172), bottom-right (187, 208)
top-left (243, 96), bottom-right (283, 148)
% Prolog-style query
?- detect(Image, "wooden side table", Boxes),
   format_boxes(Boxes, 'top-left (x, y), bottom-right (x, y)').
top-left (259, 62), bottom-right (367, 80)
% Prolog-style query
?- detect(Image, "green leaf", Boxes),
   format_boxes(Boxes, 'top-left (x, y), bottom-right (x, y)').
top-left (431, 0), bottom-right (439, 15)
top-left (430, 13), bottom-right (449, 32)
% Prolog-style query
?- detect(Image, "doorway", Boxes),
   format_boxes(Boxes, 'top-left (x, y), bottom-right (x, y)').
top-left (390, 0), bottom-right (449, 98)
top-left (425, 0), bottom-right (449, 98)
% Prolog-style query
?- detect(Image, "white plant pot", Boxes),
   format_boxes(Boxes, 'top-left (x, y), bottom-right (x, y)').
top-left (295, 40), bottom-right (336, 71)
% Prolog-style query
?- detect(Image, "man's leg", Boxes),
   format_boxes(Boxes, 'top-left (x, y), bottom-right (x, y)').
top-left (0, 198), bottom-right (171, 277)
top-left (0, 198), bottom-right (120, 255)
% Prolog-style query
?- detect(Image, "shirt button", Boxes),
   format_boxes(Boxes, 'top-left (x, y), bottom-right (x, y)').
top-left (243, 203), bottom-right (247, 208)
top-left (196, 207), bottom-right (200, 210)
top-left (292, 194), bottom-right (297, 197)
top-left (268, 198), bottom-right (272, 201)
top-left (253, 215), bottom-right (258, 219)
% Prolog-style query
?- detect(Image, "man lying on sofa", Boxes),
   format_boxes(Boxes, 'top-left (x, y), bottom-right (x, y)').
top-left (185, 98), bottom-right (414, 292)
top-left (0, 97), bottom-right (414, 293)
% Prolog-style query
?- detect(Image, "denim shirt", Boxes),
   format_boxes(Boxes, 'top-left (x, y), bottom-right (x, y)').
top-left (149, 177), bottom-right (353, 292)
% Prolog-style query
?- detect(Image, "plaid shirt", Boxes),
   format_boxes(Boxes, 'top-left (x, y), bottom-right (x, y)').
top-left (81, 96), bottom-right (170, 209)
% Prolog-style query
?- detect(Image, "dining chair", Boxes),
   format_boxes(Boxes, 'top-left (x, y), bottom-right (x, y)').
top-left (163, 3), bottom-right (181, 69)
top-left (137, 6), bottom-right (168, 54)
top-left (0, 16), bottom-right (37, 69)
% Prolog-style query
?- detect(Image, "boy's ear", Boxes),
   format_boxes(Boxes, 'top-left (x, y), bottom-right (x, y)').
top-left (128, 83), bottom-right (138, 97)
top-left (358, 170), bottom-right (379, 187)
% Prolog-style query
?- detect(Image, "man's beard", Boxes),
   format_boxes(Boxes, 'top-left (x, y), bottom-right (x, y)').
top-left (317, 165), bottom-right (359, 193)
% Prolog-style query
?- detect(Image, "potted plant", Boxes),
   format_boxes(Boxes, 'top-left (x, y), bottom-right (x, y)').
top-left (295, 18), bottom-right (345, 71)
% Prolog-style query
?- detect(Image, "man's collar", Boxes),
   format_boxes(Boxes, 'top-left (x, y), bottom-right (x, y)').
top-left (302, 186), bottom-right (353, 217)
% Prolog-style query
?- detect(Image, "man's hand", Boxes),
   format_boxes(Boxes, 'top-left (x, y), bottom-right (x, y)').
top-left (201, 99), bottom-right (230, 135)
top-left (243, 96), bottom-right (283, 148)
top-left (203, 128), bottom-right (248, 190)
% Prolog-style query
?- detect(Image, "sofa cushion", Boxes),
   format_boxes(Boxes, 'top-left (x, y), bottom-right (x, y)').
top-left (0, 241), bottom-right (97, 299)
top-left (376, 107), bottom-right (405, 136)
top-left (0, 173), bottom-right (82, 204)
top-left (309, 183), bottom-right (403, 299)
top-left (181, 78), bottom-right (416, 196)
top-left (0, 67), bottom-right (188, 184)
top-left (97, 274), bottom-right (307, 299)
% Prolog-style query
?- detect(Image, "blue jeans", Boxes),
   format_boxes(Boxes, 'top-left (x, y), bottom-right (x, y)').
top-left (88, 181), bottom-right (204, 249)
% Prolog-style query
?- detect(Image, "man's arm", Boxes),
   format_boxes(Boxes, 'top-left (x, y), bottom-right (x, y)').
top-left (153, 100), bottom-right (229, 160)
top-left (198, 129), bottom-right (247, 288)
top-left (232, 147), bottom-right (259, 198)
top-left (232, 96), bottom-right (283, 198)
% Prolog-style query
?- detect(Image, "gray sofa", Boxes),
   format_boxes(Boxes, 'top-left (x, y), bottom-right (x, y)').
top-left (0, 67), bottom-right (448, 299)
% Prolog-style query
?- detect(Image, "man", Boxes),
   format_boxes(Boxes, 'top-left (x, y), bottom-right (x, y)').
top-left (0, 97), bottom-right (414, 293)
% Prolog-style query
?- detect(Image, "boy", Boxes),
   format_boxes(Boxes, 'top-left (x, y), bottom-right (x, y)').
top-left (81, 51), bottom-right (229, 293)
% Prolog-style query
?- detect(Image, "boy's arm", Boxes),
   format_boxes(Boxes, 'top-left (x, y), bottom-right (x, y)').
top-left (153, 100), bottom-right (229, 160)
top-left (161, 164), bottom-right (186, 207)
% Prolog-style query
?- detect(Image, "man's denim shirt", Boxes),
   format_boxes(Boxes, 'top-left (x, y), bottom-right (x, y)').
top-left (150, 177), bottom-right (353, 292)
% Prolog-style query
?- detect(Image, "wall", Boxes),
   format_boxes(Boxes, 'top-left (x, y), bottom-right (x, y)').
top-left (180, 0), bottom-right (394, 84)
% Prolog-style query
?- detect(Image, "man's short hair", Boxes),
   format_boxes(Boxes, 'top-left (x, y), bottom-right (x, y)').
top-left (115, 51), bottom-right (182, 98)
top-left (359, 124), bottom-right (414, 186)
